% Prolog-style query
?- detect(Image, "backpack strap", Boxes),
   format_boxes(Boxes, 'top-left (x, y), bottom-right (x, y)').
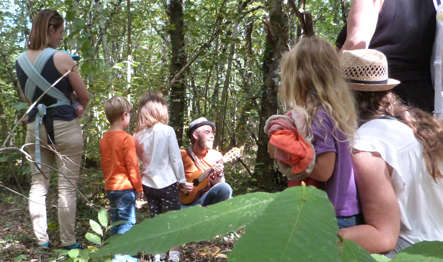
top-left (433, 3), bottom-right (443, 116)
top-left (17, 48), bottom-right (70, 105)
top-left (17, 48), bottom-right (71, 167)
top-left (185, 147), bottom-right (208, 171)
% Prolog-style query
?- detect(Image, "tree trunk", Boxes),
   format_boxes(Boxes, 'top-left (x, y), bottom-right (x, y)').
top-left (215, 27), bottom-right (237, 150)
top-left (254, 0), bottom-right (287, 190)
top-left (96, 0), bottom-right (112, 70)
top-left (236, 22), bottom-right (254, 147)
top-left (167, 0), bottom-right (187, 146)
top-left (0, 100), bottom-right (8, 141)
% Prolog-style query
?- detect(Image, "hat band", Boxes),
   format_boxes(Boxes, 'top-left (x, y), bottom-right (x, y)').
top-left (347, 78), bottom-right (388, 85)
top-left (187, 120), bottom-right (215, 139)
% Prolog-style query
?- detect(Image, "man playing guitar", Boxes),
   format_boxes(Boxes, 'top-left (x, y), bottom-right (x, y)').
top-left (180, 117), bottom-right (233, 207)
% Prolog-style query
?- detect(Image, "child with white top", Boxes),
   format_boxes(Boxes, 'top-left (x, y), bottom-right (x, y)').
top-left (133, 91), bottom-right (188, 262)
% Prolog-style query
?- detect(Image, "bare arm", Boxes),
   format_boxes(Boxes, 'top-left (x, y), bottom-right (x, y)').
top-left (53, 52), bottom-right (89, 107)
top-left (338, 151), bottom-right (400, 253)
top-left (302, 152), bottom-right (336, 182)
top-left (341, 0), bottom-right (383, 51)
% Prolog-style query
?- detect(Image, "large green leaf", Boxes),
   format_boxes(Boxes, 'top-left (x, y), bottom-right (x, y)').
top-left (90, 219), bottom-right (103, 236)
top-left (340, 239), bottom-right (376, 262)
top-left (68, 248), bottom-right (80, 258)
top-left (391, 241), bottom-right (443, 262)
top-left (98, 207), bottom-right (108, 228)
top-left (372, 254), bottom-right (391, 262)
top-left (228, 186), bottom-right (340, 262)
top-left (86, 232), bottom-right (102, 245)
top-left (91, 192), bottom-right (276, 257)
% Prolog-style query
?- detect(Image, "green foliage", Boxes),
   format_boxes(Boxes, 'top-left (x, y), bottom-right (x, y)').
top-left (229, 185), bottom-right (340, 261)
top-left (340, 239), bottom-right (376, 262)
top-left (391, 241), bottom-right (443, 262)
top-left (372, 254), bottom-right (392, 262)
top-left (54, 248), bottom-right (91, 262)
top-left (89, 186), bottom-right (442, 262)
top-left (92, 192), bottom-right (276, 257)
top-left (98, 207), bottom-right (109, 228)
top-left (13, 254), bottom-right (27, 261)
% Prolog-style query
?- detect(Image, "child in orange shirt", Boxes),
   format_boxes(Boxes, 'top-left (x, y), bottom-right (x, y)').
top-left (100, 96), bottom-right (143, 236)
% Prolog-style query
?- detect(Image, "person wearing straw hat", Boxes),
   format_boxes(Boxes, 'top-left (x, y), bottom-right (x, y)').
top-left (335, 0), bottom-right (436, 113)
top-left (338, 49), bottom-right (443, 256)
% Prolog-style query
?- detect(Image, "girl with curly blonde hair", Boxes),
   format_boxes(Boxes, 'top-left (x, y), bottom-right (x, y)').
top-left (279, 37), bottom-right (361, 229)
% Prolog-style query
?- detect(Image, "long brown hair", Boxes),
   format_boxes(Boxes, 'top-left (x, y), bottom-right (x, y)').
top-left (356, 91), bottom-right (443, 180)
top-left (135, 91), bottom-right (169, 133)
top-left (279, 37), bottom-right (357, 145)
top-left (28, 9), bottom-right (64, 50)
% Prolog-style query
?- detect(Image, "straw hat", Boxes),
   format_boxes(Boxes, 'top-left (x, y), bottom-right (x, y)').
top-left (340, 49), bottom-right (400, 91)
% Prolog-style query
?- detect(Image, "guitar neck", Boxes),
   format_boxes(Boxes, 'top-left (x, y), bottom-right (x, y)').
top-left (197, 166), bottom-right (215, 183)
top-left (195, 148), bottom-right (239, 183)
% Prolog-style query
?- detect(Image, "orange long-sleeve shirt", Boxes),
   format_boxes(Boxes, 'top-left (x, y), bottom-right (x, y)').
top-left (100, 130), bottom-right (143, 192)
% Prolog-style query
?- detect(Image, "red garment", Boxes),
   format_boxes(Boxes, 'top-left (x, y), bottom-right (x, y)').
top-left (266, 113), bottom-right (318, 188)
top-left (269, 130), bottom-right (314, 174)
top-left (100, 130), bottom-right (143, 192)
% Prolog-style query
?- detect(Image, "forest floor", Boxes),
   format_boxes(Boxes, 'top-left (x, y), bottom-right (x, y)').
top-left (0, 182), bottom-right (235, 262)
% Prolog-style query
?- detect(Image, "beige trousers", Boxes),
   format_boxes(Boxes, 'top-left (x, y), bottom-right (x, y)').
top-left (26, 119), bottom-right (83, 246)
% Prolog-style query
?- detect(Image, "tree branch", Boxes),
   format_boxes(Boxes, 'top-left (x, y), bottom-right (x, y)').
top-left (166, 0), bottom-right (228, 90)
top-left (237, 157), bottom-right (253, 177)
top-left (263, 20), bottom-right (283, 58)
top-left (287, 0), bottom-right (315, 37)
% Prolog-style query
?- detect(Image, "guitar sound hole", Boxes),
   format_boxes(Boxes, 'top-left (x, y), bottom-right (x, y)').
top-left (193, 179), bottom-right (200, 186)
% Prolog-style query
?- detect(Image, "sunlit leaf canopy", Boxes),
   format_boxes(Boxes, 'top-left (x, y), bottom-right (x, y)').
top-left (0, 0), bottom-right (348, 191)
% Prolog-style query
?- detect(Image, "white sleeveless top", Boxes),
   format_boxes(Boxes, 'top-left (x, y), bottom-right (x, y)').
top-left (354, 118), bottom-right (443, 244)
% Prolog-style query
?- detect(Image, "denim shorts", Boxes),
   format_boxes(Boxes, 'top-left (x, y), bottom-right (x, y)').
top-left (337, 213), bottom-right (365, 229)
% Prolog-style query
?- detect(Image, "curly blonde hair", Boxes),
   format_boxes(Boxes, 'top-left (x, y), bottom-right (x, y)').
top-left (356, 91), bottom-right (443, 180)
top-left (279, 37), bottom-right (357, 144)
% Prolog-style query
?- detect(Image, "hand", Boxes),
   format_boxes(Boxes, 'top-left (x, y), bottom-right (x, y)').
top-left (213, 162), bottom-right (224, 175)
top-left (136, 191), bottom-right (144, 200)
top-left (75, 105), bottom-right (84, 119)
top-left (180, 183), bottom-right (193, 194)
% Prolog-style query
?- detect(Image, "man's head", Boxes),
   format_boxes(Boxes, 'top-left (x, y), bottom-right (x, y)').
top-left (104, 95), bottom-right (132, 124)
top-left (187, 117), bottom-right (215, 149)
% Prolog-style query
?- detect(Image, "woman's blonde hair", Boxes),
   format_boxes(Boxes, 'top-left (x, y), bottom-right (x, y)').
top-left (28, 9), bottom-right (64, 50)
top-left (279, 37), bottom-right (357, 144)
top-left (135, 91), bottom-right (169, 132)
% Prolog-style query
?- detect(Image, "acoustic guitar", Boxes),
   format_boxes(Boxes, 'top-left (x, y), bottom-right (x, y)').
top-left (179, 147), bottom-right (241, 205)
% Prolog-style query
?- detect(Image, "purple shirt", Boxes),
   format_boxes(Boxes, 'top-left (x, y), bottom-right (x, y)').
top-left (312, 109), bottom-right (360, 217)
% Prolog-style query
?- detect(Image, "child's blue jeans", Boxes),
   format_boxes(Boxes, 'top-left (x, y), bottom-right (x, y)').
top-left (106, 189), bottom-right (136, 235)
